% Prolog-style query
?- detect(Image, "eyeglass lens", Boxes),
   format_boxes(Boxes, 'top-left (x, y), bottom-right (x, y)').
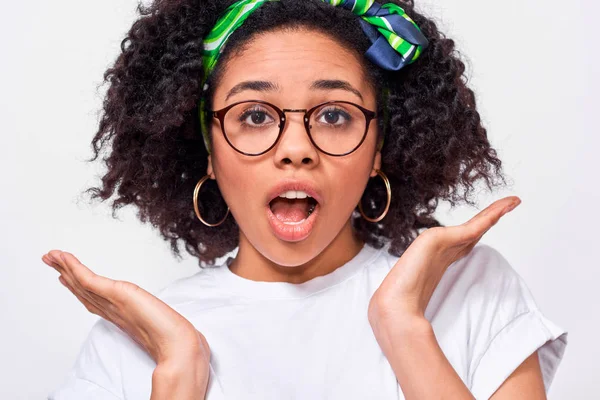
top-left (221, 101), bottom-right (368, 155)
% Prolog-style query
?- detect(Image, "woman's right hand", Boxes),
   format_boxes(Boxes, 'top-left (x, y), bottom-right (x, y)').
top-left (41, 250), bottom-right (210, 368)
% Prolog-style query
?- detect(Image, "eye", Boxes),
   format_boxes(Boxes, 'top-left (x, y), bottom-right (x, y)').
top-left (316, 107), bottom-right (352, 126)
top-left (238, 106), bottom-right (275, 127)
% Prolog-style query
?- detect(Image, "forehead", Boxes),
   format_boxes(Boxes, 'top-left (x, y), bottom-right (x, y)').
top-left (213, 28), bottom-right (374, 105)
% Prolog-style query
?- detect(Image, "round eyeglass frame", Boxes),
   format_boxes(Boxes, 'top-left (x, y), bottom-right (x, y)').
top-left (209, 99), bottom-right (378, 157)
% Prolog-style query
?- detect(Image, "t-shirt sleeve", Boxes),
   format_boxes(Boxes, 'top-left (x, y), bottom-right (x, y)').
top-left (456, 244), bottom-right (568, 399)
top-left (48, 318), bottom-right (124, 400)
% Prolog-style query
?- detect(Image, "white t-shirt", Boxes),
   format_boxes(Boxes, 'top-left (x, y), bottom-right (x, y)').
top-left (48, 243), bottom-right (568, 400)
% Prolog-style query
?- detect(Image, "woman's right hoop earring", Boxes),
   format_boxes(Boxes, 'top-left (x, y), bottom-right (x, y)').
top-left (193, 174), bottom-right (230, 227)
top-left (358, 169), bottom-right (391, 223)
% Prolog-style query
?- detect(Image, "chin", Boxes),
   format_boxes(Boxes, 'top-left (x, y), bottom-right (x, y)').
top-left (256, 234), bottom-right (327, 268)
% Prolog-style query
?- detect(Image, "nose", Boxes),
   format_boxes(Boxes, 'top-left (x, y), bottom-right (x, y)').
top-left (272, 111), bottom-right (320, 169)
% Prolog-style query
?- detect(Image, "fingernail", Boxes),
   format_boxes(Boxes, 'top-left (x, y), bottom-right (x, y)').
top-left (504, 199), bottom-right (521, 214)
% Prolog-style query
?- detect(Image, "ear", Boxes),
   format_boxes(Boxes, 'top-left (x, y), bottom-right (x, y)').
top-left (206, 154), bottom-right (216, 179)
top-left (370, 150), bottom-right (382, 177)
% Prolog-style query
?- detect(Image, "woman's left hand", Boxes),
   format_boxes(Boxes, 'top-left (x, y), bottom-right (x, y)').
top-left (368, 195), bottom-right (521, 332)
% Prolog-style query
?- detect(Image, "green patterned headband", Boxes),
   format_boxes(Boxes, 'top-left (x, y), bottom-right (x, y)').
top-left (198, 0), bottom-right (429, 154)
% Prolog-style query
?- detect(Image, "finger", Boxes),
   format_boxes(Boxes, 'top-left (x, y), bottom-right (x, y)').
top-left (471, 203), bottom-right (516, 245)
top-left (46, 252), bottom-right (82, 295)
top-left (475, 196), bottom-right (521, 236)
top-left (46, 252), bottom-right (112, 312)
top-left (59, 252), bottom-right (115, 297)
top-left (45, 251), bottom-right (66, 272)
top-left (47, 251), bottom-right (83, 293)
top-left (42, 254), bottom-right (56, 267)
top-left (51, 253), bottom-right (145, 322)
top-left (58, 275), bottom-right (108, 318)
top-left (58, 254), bottom-right (121, 315)
top-left (57, 275), bottom-right (144, 349)
top-left (42, 255), bottom-right (62, 273)
top-left (48, 253), bottom-right (140, 341)
top-left (58, 276), bottom-right (108, 319)
top-left (60, 274), bottom-right (148, 349)
top-left (459, 196), bottom-right (520, 241)
top-left (465, 196), bottom-right (518, 225)
top-left (58, 252), bottom-right (97, 288)
top-left (58, 254), bottom-right (139, 323)
top-left (46, 252), bottom-right (76, 286)
top-left (58, 268), bottom-right (110, 315)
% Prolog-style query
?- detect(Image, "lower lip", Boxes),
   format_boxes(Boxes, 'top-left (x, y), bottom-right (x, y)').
top-left (266, 203), bottom-right (320, 242)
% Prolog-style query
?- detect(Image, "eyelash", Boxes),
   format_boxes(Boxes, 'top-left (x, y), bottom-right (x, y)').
top-left (237, 106), bottom-right (352, 125)
top-left (316, 107), bottom-right (352, 125)
top-left (238, 106), bottom-right (274, 127)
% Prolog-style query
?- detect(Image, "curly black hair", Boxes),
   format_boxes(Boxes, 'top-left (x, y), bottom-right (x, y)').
top-left (85, 0), bottom-right (506, 266)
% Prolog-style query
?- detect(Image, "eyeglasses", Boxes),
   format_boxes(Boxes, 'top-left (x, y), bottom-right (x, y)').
top-left (210, 100), bottom-right (377, 156)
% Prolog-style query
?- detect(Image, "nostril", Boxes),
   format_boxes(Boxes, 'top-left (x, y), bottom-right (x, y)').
top-left (302, 158), bottom-right (311, 164)
top-left (282, 158), bottom-right (292, 164)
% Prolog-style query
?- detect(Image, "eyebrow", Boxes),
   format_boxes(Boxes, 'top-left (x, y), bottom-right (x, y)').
top-left (310, 79), bottom-right (363, 102)
top-left (225, 80), bottom-right (280, 102)
top-left (224, 79), bottom-right (364, 102)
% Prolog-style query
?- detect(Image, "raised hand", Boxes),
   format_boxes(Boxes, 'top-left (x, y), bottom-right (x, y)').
top-left (41, 250), bottom-right (210, 367)
top-left (368, 196), bottom-right (521, 328)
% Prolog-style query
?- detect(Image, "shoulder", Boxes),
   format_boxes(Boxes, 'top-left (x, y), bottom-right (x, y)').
top-left (153, 264), bottom-right (236, 315)
top-left (48, 318), bottom-right (134, 399)
top-left (155, 266), bottom-right (219, 301)
top-left (430, 243), bottom-right (537, 318)
top-left (425, 242), bottom-right (557, 344)
top-left (423, 243), bottom-right (568, 399)
top-left (443, 243), bottom-right (523, 288)
top-left (379, 243), bottom-right (531, 316)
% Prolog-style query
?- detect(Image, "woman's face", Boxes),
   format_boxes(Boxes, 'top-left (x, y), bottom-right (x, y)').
top-left (207, 28), bottom-right (381, 267)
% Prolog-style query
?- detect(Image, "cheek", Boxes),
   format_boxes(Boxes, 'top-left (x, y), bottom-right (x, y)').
top-left (210, 144), bottom-right (270, 235)
top-left (210, 127), bottom-right (249, 202)
top-left (331, 141), bottom-right (380, 218)
top-left (325, 160), bottom-right (372, 219)
top-left (213, 156), bottom-right (257, 210)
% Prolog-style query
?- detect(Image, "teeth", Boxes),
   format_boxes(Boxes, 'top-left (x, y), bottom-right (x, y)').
top-left (283, 218), bottom-right (307, 225)
top-left (278, 190), bottom-right (311, 199)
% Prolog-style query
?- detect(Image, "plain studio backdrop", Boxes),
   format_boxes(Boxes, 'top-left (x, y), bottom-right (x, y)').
top-left (1, 0), bottom-right (597, 398)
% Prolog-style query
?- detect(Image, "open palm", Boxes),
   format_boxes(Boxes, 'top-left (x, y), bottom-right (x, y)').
top-left (369, 195), bottom-right (521, 323)
top-left (41, 251), bottom-right (210, 365)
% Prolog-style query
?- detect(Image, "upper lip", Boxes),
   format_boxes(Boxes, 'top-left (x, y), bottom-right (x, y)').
top-left (266, 178), bottom-right (323, 206)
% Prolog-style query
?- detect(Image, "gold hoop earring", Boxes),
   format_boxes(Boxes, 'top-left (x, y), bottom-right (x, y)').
top-left (193, 174), bottom-right (230, 227)
top-left (358, 169), bottom-right (391, 223)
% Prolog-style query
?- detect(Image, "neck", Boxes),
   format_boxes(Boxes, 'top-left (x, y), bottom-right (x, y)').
top-left (228, 219), bottom-right (364, 284)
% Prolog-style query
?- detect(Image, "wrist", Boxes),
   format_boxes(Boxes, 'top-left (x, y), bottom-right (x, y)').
top-left (373, 313), bottom-right (432, 337)
top-left (152, 356), bottom-right (210, 400)
top-left (369, 308), bottom-right (434, 354)
top-left (157, 329), bottom-right (210, 364)
top-left (154, 355), bottom-right (210, 377)
top-left (368, 295), bottom-right (426, 332)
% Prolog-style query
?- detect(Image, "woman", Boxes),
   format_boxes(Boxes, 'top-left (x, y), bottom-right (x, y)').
top-left (44, 0), bottom-right (568, 399)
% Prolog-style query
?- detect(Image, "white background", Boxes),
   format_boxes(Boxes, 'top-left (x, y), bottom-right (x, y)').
top-left (1, 0), bottom-right (597, 398)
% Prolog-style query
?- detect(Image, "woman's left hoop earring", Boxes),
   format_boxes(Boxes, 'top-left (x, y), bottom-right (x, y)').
top-left (193, 174), bottom-right (230, 227)
top-left (358, 169), bottom-right (391, 223)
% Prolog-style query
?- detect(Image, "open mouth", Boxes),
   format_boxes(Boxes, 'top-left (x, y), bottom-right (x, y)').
top-left (266, 190), bottom-right (321, 242)
top-left (269, 193), bottom-right (318, 225)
